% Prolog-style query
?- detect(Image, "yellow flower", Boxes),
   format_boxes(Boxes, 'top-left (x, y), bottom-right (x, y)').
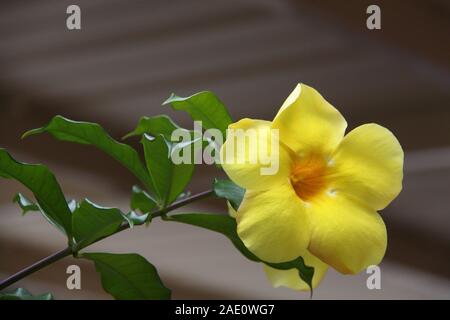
top-left (221, 84), bottom-right (403, 290)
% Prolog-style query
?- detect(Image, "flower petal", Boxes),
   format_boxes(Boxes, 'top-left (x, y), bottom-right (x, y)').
top-left (227, 201), bottom-right (237, 218)
top-left (331, 123), bottom-right (404, 210)
top-left (263, 250), bottom-right (328, 291)
top-left (236, 183), bottom-right (311, 263)
top-left (272, 84), bottom-right (347, 156)
top-left (221, 118), bottom-right (292, 191)
top-left (308, 195), bottom-right (387, 274)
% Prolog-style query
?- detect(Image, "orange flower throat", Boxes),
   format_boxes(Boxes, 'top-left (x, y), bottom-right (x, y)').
top-left (290, 155), bottom-right (329, 201)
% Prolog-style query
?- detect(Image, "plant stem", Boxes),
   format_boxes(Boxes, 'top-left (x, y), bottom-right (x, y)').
top-left (0, 247), bottom-right (72, 290)
top-left (0, 189), bottom-right (214, 291)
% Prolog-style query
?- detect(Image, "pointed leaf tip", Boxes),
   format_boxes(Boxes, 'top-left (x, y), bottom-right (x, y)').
top-left (22, 127), bottom-right (44, 139)
top-left (162, 92), bottom-right (177, 106)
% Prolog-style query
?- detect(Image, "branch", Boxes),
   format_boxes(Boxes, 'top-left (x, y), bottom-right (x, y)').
top-left (0, 189), bottom-right (214, 290)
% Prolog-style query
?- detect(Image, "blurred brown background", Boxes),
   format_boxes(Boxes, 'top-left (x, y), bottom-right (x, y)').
top-left (0, 0), bottom-right (449, 299)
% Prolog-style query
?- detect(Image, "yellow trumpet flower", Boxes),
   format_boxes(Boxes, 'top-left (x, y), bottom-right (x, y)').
top-left (221, 84), bottom-right (404, 290)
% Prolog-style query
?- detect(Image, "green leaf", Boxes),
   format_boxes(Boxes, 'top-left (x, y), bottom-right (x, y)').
top-left (72, 199), bottom-right (126, 250)
top-left (163, 91), bottom-right (233, 138)
top-left (13, 193), bottom-right (78, 216)
top-left (0, 149), bottom-right (72, 237)
top-left (142, 134), bottom-right (194, 207)
top-left (123, 115), bottom-right (190, 140)
top-left (23, 116), bottom-right (158, 200)
top-left (164, 213), bottom-right (314, 292)
top-left (13, 193), bottom-right (40, 215)
top-left (125, 115), bottom-right (210, 164)
top-left (13, 192), bottom-right (77, 218)
top-left (130, 185), bottom-right (157, 213)
top-left (213, 179), bottom-right (245, 211)
top-left (82, 252), bottom-right (171, 300)
top-left (0, 288), bottom-right (54, 300)
top-left (124, 114), bottom-right (220, 170)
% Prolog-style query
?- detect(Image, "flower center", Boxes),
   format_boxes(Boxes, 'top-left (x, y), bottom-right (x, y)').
top-left (290, 155), bottom-right (329, 202)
